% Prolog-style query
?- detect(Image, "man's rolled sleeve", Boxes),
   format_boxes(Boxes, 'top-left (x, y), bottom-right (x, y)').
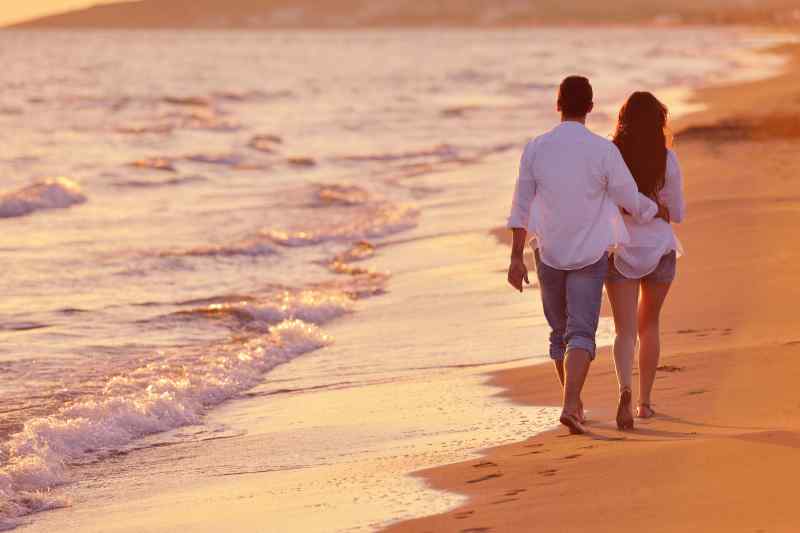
top-left (507, 144), bottom-right (536, 230)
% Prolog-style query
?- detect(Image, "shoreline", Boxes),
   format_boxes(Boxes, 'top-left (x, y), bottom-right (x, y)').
top-left (384, 40), bottom-right (800, 533)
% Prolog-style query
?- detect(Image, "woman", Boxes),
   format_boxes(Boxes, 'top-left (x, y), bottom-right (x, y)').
top-left (607, 92), bottom-right (686, 430)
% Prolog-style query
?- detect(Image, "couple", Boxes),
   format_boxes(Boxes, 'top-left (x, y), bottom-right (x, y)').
top-left (506, 76), bottom-right (685, 434)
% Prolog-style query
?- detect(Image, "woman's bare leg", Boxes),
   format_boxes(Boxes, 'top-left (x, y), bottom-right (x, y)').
top-left (605, 280), bottom-right (640, 393)
top-left (637, 280), bottom-right (672, 410)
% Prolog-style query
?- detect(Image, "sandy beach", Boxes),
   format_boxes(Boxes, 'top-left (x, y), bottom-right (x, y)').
top-left (0, 24), bottom-right (793, 532)
top-left (385, 41), bottom-right (800, 533)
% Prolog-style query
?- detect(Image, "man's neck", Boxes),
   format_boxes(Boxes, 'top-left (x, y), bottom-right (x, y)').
top-left (561, 115), bottom-right (587, 125)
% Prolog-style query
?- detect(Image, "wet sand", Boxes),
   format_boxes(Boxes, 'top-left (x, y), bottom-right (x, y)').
top-left (385, 42), bottom-right (800, 533)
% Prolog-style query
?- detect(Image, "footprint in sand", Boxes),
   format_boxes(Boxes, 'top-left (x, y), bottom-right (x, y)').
top-left (562, 454), bottom-right (581, 460)
top-left (505, 489), bottom-right (526, 496)
top-left (513, 450), bottom-right (542, 457)
top-left (538, 469), bottom-right (557, 477)
top-left (491, 498), bottom-right (519, 505)
top-left (472, 461), bottom-right (497, 469)
top-left (677, 328), bottom-right (729, 338)
top-left (524, 443), bottom-right (544, 448)
top-left (657, 365), bottom-right (683, 372)
top-left (466, 473), bottom-right (502, 484)
top-left (454, 510), bottom-right (474, 520)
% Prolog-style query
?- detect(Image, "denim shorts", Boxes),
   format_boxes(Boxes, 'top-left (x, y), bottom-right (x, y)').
top-left (607, 250), bottom-right (677, 285)
top-left (534, 250), bottom-right (608, 362)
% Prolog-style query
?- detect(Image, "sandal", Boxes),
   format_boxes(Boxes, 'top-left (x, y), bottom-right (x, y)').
top-left (616, 388), bottom-right (634, 431)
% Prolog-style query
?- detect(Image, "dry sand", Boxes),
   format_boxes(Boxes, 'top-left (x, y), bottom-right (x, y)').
top-left (385, 42), bottom-right (800, 533)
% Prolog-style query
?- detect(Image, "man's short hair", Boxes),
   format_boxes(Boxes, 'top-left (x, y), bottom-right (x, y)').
top-left (558, 76), bottom-right (593, 117)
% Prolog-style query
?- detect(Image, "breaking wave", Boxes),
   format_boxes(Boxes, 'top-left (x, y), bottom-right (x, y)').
top-left (313, 183), bottom-right (371, 206)
top-left (174, 288), bottom-right (355, 327)
top-left (0, 319), bottom-right (330, 527)
top-left (0, 178), bottom-right (87, 219)
top-left (158, 239), bottom-right (276, 258)
top-left (114, 175), bottom-right (206, 189)
top-left (263, 202), bottom-right (419, 247)
top-left (334, 144), bottom-right (459, 164)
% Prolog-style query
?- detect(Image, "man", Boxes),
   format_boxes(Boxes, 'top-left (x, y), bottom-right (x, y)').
top-left (506, 76), bottom-right (666, 434)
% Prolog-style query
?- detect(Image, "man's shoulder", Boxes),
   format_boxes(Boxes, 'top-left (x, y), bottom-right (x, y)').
top-left (582, 128), bottom-right (617, 151)
top-left (526, 124), bottom-right (616, 155)
top-left (524, 127), bottom-right (558, 152)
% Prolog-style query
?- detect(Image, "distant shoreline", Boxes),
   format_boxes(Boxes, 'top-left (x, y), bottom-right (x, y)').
top-left (8, 0), bottom-right (800, 31)
top-left (3, 23), bottom-right (797, 33)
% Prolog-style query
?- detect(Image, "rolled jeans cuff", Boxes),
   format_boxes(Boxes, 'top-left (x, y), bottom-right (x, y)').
top-left (566, 335), bottom-right (597, 361)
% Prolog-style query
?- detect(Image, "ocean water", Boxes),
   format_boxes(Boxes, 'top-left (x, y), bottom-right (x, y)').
top-left (0, 28), bottom-right (786, 531)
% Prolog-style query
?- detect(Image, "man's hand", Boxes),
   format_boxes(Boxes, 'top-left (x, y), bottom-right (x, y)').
top-left (656, 202), bottom-right (671, 223)
top-left (508, 256), bottom-right (530, 293)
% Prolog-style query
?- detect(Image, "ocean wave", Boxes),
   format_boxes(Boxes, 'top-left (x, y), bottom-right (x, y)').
top-left (158, 238), bottom-right (276, 258)
top-left (324, 241), bottom-right (378, 275)
top-left (184, 153), bottom-right (244, 166)
top-left (175, 288), bottom-right (354, 327)
top-left (212, 89), bottom-right (291, 102)
top-left (287, 157), bottom-right (316, 167)
top-left (0, 107), bottom-right (23, 116)
top-left (162, 95), bottom-right (212, 107)
top-left (116, 122), bottom-right (176, 135)
top-left (115, 175), bottom-right (206, 189)
top-left (441, 104), bottom-right (483, 118)
top-left (129, 157), bottom-right (177, 173)
top-left (334, 144), bottom-right (459, 164)
top-left (0, 178), bottom-right (87, 219)
top-left (503, 81), bottom-right (557, 94)
top-left (447, 68), bottom-right (496, 83)
top-left (247, 134), bottom-right (283, 153)
top-left (263, 202), bottom-right (418, 247)
top-left (164, 109), bottom-right (241, 132)
top-left (0, 319), bottom-right (330, 527)
top-left (313, 183), bottom-right (371, 206)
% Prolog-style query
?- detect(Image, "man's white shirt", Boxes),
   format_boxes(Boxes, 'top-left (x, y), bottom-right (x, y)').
top-left (507, 121), bottom-right (658, 270)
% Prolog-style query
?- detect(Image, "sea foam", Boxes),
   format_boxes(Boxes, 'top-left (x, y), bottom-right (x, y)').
top-left (264, 202), bottom-right (419, 247)
top-left (0, 319), bottom-right (331, 527)
top-left (0, 178), bottom-right (87, 219)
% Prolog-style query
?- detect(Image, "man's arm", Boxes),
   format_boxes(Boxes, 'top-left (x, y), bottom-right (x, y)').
top-left (508, 227), bottom-right (529, 293)
top-left (506, 144), bottom-right (535, 292)
top-left (605, 144), bottom-right (659, 223)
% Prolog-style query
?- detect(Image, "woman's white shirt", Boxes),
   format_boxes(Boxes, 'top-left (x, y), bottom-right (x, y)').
top-left (613, 149), bottom-right (686, 279)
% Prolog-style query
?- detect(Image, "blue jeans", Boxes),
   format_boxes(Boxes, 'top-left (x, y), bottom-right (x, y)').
top-left (534, 250), bottom-right (608, 361)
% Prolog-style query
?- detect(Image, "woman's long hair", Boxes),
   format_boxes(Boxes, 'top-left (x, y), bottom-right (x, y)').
top-left (613, 92), bottom-right (670, 199)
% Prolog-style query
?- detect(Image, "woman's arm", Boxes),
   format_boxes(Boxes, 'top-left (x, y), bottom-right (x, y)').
top-left (660, 150), bottom-right (686, 223)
